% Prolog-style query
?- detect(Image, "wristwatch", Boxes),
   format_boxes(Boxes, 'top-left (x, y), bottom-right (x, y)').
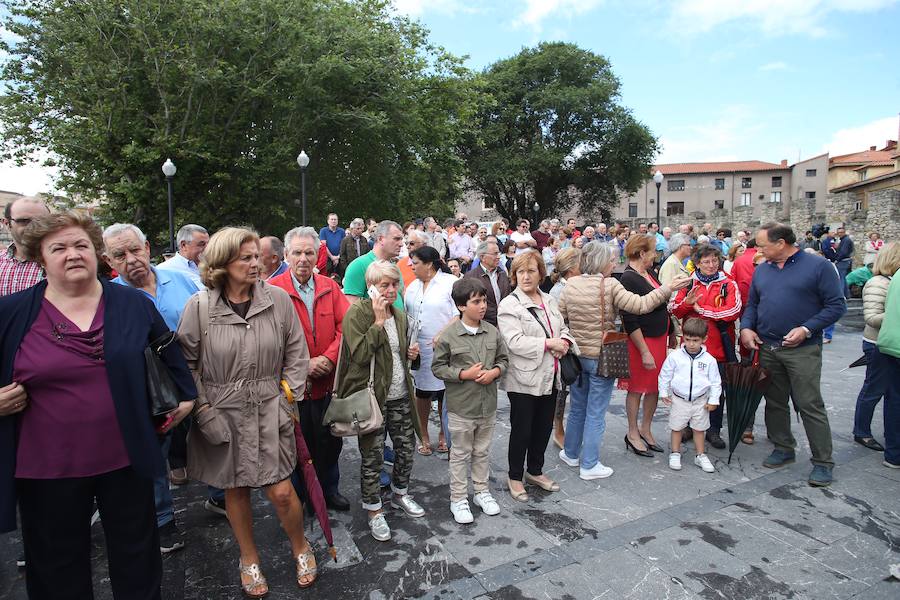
top-left (801, 326), bottom-right (811, 338)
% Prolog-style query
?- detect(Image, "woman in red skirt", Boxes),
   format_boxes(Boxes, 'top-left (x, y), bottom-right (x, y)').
top-left (617, 235), bottom-right (674, 457)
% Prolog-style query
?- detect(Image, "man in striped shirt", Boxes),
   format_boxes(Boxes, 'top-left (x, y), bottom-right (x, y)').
top-left (0, 197), bottom-right (49, 297)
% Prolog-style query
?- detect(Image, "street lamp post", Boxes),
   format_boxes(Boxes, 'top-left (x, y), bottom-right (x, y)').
top-left (297, 151), bottom-right (310, 226)
top-left (161, 158), bottom-right (177, 253)
top-left (653, 170), bottom-right (664, 226)
top-left (532, 201), bottom-right (540, 226)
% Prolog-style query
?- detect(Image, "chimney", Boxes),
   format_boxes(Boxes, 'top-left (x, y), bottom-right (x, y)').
top-left (870, 146), bottom-right (877, 151)
top-left (780, 159), bottom-right (787, 167)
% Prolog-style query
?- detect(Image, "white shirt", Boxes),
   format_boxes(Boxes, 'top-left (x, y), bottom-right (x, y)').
top-left (510, 231), bottom-right (535, 255)
top-left (657, 345), bottom-right (722, 404)
top-left (156, 253), bottom-right (203, 289)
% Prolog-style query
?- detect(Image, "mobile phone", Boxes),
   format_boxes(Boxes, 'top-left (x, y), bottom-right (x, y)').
top-left (155, 412), bottom-right (175, 434)
top-left (367, 285), bottom-right (380, 301)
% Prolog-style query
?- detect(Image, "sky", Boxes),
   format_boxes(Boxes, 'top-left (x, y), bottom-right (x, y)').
top-left (2, 0), bottom-right (899, 196)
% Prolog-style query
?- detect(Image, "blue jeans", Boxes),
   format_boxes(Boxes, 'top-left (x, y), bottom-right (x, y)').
top-left (154, 435), bottom-right (174, 528)
top-left (441, 398), bottom-right (451, 449)
top-left (884, 355), bottom-right (900, 465)
top-left (853, 341), bottom-right (889, 438)
top-left (564, 357), bottom-right (614, 470)
top-left (836, 259), bottom-right (852, 298)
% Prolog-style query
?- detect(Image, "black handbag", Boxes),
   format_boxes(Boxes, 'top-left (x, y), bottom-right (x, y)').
top-left (145, 331), bottom-right (181, 417)
top-left (525, 306), bottom-right (581, 386)
top-left (596, 278), bottom-right (631, 379)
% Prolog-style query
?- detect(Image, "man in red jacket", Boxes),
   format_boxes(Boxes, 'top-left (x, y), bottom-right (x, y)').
top-left (270, 226), bottom-right (351, 510)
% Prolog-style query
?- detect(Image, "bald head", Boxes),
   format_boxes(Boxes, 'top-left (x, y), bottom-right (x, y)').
top-left (4, 196), bottom-right (50, 253)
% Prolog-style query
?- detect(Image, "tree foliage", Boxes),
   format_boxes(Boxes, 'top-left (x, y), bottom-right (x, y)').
top-left (459, 42), bottom-right (658, 224)
top-left (0, 0), bottom-right (473, 245)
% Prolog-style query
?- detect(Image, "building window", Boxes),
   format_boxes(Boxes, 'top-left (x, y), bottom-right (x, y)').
top-left (667, 202), bottom-right (684, 216)
top-left (715, 178), bottom-right (725, 190)
top-left (805, 191), bottom-right (816, 199)
top-left (482, 196), bottom-right (495, 210)
top-left (667, 180), bottom-right (685, 192)
top-left (859, 169), bottom-right (868, 181)
top-left (740, 192), bottom-right (751, 206)
top-left (770, 191), bottom-right (781, 203)
top-left (805, 169), bottom-right (817, 177)
top-left (771, 176), bottom-right (782, 188)
top-left (741, 177), bottom-right (752, 188)
top-left (714, 200), bottom-right (724, 209)
top-left (854, 200), bottom-right (863, 211)
top-left (628, 203), bottom-right (637, 217)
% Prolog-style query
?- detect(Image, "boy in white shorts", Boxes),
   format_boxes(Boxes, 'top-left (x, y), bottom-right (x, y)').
top-left (658, 318), bottom-right (722, 473)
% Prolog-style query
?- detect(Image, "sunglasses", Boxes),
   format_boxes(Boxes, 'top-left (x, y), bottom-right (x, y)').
top-left (9, 218), bottom-right (33, 226)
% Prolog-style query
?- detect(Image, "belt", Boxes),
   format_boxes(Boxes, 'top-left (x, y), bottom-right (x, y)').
top-left (672, 391), bottom-right (709, 403)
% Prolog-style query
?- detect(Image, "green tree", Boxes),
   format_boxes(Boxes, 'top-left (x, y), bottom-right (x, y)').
top-left (0, 0), bottom-right (473, 246)
top-left (459, 42), bottom-right (658, 224)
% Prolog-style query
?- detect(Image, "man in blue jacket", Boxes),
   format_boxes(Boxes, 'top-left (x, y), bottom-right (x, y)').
top-left (832, 226), bottom-right (855, 299)
top-left (740, 222), bottom-right (846, 487)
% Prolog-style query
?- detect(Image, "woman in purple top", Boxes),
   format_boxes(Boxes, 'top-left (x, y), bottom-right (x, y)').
top-left (0, 211), bottom-right (196, 600)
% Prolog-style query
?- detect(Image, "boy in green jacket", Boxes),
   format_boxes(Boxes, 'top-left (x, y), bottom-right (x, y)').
top-left (432, 278), bottom-right (509, 524)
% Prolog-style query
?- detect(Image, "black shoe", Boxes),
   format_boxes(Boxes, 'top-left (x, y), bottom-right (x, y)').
top-left (325, 492), bottom-right (351, 511)
top-left (854, 436), bottom-right (885, 452)
top-left (204, 497), bottom-right (227, 517)
top-left (16, 555), bottom-right (25, 569)
top-left (640, 434), bottom-right (664, 453)
top-left (624, 435), bottom-right (653, 457)
top-left (158, 521), bottom-right (185, 554)
top-left (706, 431), bottom-right (726, 450)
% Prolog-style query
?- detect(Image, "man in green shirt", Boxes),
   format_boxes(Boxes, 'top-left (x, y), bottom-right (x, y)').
top-left (342, 220), bottom-right (405, 309)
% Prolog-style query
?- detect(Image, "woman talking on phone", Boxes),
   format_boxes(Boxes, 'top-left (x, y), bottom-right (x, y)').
top-left (337, 260), bottom-right (424, 542)
top-left (0, 211), bottom-right (196, 600)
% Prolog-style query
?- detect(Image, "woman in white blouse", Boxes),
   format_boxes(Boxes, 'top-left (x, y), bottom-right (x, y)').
top-left (405, 246), bottom-right (458, 455)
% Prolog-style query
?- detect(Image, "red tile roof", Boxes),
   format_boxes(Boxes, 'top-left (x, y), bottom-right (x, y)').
top-left (830, 149), bottom-right (895, 166)
top-left (852, 161), bottom-right (894, 170)
top-left (651, 161), bottom-right (787, 175)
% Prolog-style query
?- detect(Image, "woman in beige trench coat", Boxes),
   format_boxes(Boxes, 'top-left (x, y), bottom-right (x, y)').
top-left (178, 227), bottom-right (314, 598)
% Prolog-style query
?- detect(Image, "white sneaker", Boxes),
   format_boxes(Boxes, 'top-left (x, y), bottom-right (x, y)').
top-left (368, 513), bottom-right (391, 541)
top-left (579, 462), bottom-right (614, 480)
top-left (695, 453), bottom-right (715, 473)
top-left (558, 448), bottom-right (579, 468)
top-left (450, 499), bottom-right (474, 524)
top-left (472, 492), bottom-right (500, 516)
top-left (669, 452), bottom-right (682, 471)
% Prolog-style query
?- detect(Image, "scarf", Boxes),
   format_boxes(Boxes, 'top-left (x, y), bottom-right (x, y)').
top-left (695, 270), bottom-right (719, 285)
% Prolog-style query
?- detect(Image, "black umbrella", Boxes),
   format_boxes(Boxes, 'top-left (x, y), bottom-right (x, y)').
top-left (841, 354), bottom-right (868, 372)
top-left (723, 351), bottom-right (772, 464)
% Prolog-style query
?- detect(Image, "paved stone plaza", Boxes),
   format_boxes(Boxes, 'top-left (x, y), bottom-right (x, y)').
top-left (1, 326), bottom-right (898, 599)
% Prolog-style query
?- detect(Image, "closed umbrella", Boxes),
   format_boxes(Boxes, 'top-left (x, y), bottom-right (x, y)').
top-left (723, 351), bottom-right (772, 464)
top-left (282, 380), bottom-right (337, 563)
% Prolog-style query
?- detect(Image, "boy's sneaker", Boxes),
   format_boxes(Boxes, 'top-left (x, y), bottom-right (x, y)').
top-left (391, 494), bottom-right (425, 518)
top-left (558, 449), bottom-right (579, 468)
top-left (383, 445), bottom-right (395, 467)
top-left (204, 497), bottom-right (227, 517)
top-left (694, 453), bottom-right (715, 473)
top-left (472, 492), bottom-right (500, 516)
top-left (580, 463), bottom-right (614, 480)
top-left (450, 499), bottom-right (474, 524)
top-left (669, 452), bottom-right (682, 471)
top-left (158, 521), bottom-right (185, 554)
top-left (368, 513), bottom-right (391, 542)
top-left (379, 470), bottom-right (391, 488)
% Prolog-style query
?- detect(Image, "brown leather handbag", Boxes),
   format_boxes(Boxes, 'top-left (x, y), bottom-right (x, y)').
top-left (596, 278), bottom-right (631, 379)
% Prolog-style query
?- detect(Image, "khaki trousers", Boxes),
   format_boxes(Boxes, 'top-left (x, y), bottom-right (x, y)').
top-left (447, 411), bottom-right (496, 501)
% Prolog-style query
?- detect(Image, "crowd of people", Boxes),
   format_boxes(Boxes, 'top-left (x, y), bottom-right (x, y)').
top-left (1, 195), bottom-right (899, 599)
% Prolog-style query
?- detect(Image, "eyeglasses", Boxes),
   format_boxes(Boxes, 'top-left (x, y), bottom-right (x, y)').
top-left (9, 218), bottom-right (33, 226)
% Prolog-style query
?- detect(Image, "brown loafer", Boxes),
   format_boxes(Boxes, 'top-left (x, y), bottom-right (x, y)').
top-left (524, 473), bottom-right (560, 492)
top-left (169, 467), bottom-right (188, 486)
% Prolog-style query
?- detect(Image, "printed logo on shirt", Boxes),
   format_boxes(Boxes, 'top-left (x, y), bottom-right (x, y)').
top-left (696, 361), bottom-right (710, 373)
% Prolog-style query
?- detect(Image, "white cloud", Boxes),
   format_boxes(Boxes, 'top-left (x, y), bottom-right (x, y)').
top-left (657, 105), bottom-right (760, 163)
top-left (669, 0), bottom-right (898, 37)
top-left (392, 0), bottom-right (471, 17)
top-left (821, 116), bottom-right (899, 156)
top-left (513, 0), bottom-right (605, 30)
top-left (758, 61), bottom-right (788, 71)
top-left (0, 156), bottom-right (59, 196)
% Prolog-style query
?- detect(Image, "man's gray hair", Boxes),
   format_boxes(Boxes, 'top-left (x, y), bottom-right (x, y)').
top-left (424, 216), bottom-right (436, 227)
top-left (284, 226), bottom-right (320, 248)
top-left (262, 236), bottom-right (284, 259)
top-left (549, 218), bottom-right (560, 226)
top-left (350, 218), bottom-right (364, 228)
top-left (540, 219), bottom-right (550, 228)
top-left (374, 220), bottom-right (402, 242)
top-left (668, 233), bottom-right (691, 252)
top-left (176, 224), bottom-right (208, 247)
top-left (407, 229), bottom-right (429, 244)
top-left (476, 240), bottom-right (499, 258)
top-left (580, 240), bottom-right (614, 275)
top-left (103, 223), bottom-right (146, 245)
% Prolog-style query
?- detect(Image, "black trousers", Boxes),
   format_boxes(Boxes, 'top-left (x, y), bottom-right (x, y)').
top-left (507, 389), bottom-right (557, 481)
top-left (167, 419), bottom-right (189, 469)
top-left (297, 395), bottom-right (343, 495)
top-left (17, 467), bottom-right (161, 600)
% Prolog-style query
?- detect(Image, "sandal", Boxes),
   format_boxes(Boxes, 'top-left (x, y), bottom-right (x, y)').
top-left (507, 477), bottom-right (529, 502)
top-left (238, 560), bottom-right (268, 599)
top-left (742, 431), bottom-right (755, 445)
top-left (296, 548), bottom-right (318, 589)
top-left (436, 441), bottom-right (449, 454)
top-left (416, 443), bottom-right (433, 456)
top-left (524, 473), bottom-right (560, 492)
